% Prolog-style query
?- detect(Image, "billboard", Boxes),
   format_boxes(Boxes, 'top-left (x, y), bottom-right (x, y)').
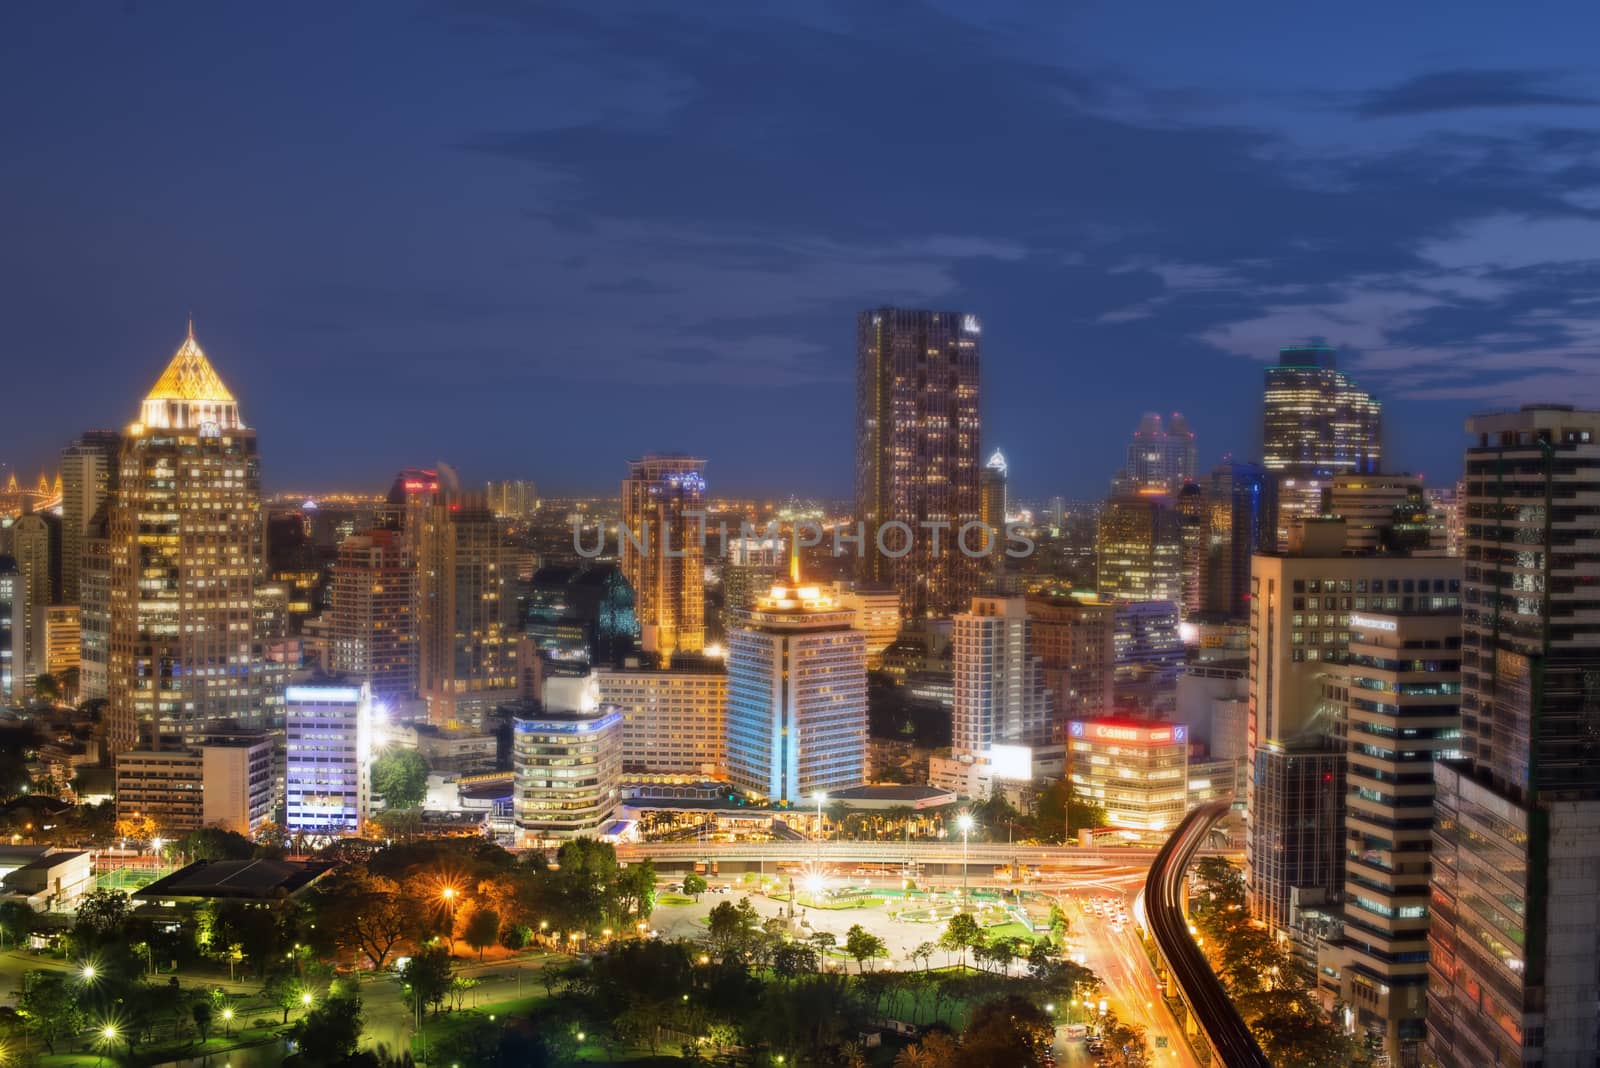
top-left (989, 744), bottom-right (1033, 782)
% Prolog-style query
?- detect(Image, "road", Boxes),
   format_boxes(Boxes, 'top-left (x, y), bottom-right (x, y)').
top-left (1144, 800), bottom-right (1270, 1068)
top-left (616, 840), bottom-right (1240, 868)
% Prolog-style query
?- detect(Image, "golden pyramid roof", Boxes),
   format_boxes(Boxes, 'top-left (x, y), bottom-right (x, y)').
top-left (144, 322), bottom-right (236, 404)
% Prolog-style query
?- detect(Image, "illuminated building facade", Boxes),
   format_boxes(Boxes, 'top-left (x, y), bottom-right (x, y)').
top-left (330, 530), bottom-right (416, 708)
top-left (59, 431), bottom-right (120, 604)
top-left (1263, 347), bottom-right (1381, 546)
top-left (79, 507), bottom-right (112, 701)
top-left (106, 326), bottom-right (277, 753)
top-left (829, 581), bottom-right (901, 669)
top-left (620, 455), bottom-right (707, 663)
top-left (595, 659), bottom-right (726, 780)
top-left (512, 671), bottom-right (623, 842)
top-left (10, 510), bottom-right (57, 693)
top-left (854, 307), bottom-right (982, 620)
top-left (726, 572), bottom-right (868, 803)
top-left (953, 596), bottom-right (1053, 774)
top-left (1096, 493), bottom-right (1182, 605)
top-left (1327, 473), bottom-right (1431, 553)
top-left (1202, 461), bottom-right (1278, 620)
top-left (1119, 412), bottom-right (1197, 494)
top-left (1025, 593), bottom-right (1116, 724)
top-left (1324, 609), bottom-right (1461, 1066)
top-left (43, 605), bottom-right (79, 677)
top-left (1112, 599), bottom-right (1183, 714)
top-left (979, 448), bottom-right (1008, 578)
top-left (284, 682), bottom-right (372, 836)
top-left (1426, 406), bottom-right (1600, 1068)
top-left (485, 479), bottom-right (538, 520)
top-left (0, 558), bottom-right (16, 704)
top-left (115, 729), bottom-right (275, 834)
top-left (1067, 717), bottom-right (1189, 839)
top-left (723, 536), bottom-right (783, 636)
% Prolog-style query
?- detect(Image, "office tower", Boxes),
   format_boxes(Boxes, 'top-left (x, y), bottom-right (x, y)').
top-left (79, 505), bottom-right (112, 701)
top-left (0, 558), bottom-right (16, 704)
top-left (1244, 522), bottom-right (1461, 934)
top-left (1427, 407), bottom-right (1600, 1068)
top-left (513, 669), bottom-right (622, 843)
top-left (523, 564), bottom-right (639, 665)
top-left (952, 596), bottom-right (1054, 776)
top-left (1096, 493), bottom-right (1183, 605)
top-left (595, 659), bottom-right (727, 780)
top-left (59, 431), bottom-right (120, 604)
top-left (980, 447), bottom-right (1008, 542)
top-left (1326, 473), bottom-right (1430, 553)
top-left (1112, 600), bottom-right (1184, 714)
top-left (330, 530), bottom-right (417, 708)
top-left (1049, 496), bottom-right (1066, 533)
top-left (416, 484), bottom-right (521, 726)
top-left (1202, 461), bottom-right (1278, 619)
top-left (284, 681), bottom-right (373, 836)
top-left (1120, 412), bottom-right (1198, 494)
top-left (381, 467), bottom-right (440, 536)
top-left (1067, 718), bottom-right (1189, 839)
top-left (854, 308), bottom-right (982, 620)
top-left (1263, 346), bottom-right (1382, 545)
top-left (107, 326), bottom-right (273, 753)
top-left (114, 729), bottom-right (275, 834)
top-left (1025, 593), bottom-right (1116, 725)
top-left (10, 510), bottom-right (58, 693)
top-left (620, 455), bottom-right (707, 663)
top-left (725, 569), bottom-right (868, 803)
top-left (43, 605), bottom-right (79, 678)
top-left (1425, 485), bottom-right (1462, 557)
top-left (1324, 608), bottom-right (1460, 1067)
top-left (1176, 482), bottom-right (1205, 618)
top-left (829, 581), bottom-right (901, 669)
top-left (485, 480), bottom-right (538, 521)
top-left (723, 536), bottom-right (784, 634)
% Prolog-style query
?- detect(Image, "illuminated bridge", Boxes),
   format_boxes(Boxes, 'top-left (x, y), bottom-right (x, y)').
top-left (1143, 799), bottom-right (1271, 1068)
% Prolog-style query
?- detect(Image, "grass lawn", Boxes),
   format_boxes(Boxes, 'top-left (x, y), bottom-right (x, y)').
top-left (983, 922), bottom-right (1039, 942)
top-left (656, 893), bottom-right (696, 906)
top-left (410, 994), bottom-right (550, 1060)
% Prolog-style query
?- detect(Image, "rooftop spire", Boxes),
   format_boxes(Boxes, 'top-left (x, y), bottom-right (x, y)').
top-left (138, 322), bottom-right (243, 431)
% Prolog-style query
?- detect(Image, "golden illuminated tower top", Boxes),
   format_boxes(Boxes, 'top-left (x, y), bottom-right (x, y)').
top-left (138, 321), bottom-right (243, 432)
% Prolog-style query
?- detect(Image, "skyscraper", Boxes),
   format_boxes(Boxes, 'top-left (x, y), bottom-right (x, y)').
top-left (1096, 493), bottom-right (1183, 605)
top-left (620, 455), bottom-right (707, 663)
top-left (1202, 461), bottom-right (1278, 619)
top-left (1327, 472), bottom-right (1431, 553)
top-left (1263, 347), bottom-right (1381, 545)
top-left (0, 558), bottom-right (17, 705)
top-left (10, 510), bottom-right (58, 693)
top-left (725, 565), bottom-right (868, 804)
top-left (59, 431), bottom-right (120, 605)
top-left (107, 325), bottom-right (274, 752)
top-left (855, 308), bottom-right (982, 620)
top-left (1426, 406), bottom-right (1600, 1068)
top-left (284, 680), bottom-right (373, 836)
top-left (416, 480), bottom-right (520, 726)
top-left (1120, 412), bottom-right (1197, 494)
top-left (330, 530), bottom-right (417, 709)
top-left (952, 596), bottom-right (1054, 772)
top-left (1025, 592), bottom-right (1116, 725)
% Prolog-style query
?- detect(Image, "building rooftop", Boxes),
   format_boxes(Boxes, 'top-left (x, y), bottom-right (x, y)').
top-left (134, 858), bottom-right (335, 901)
top-left (144, 325), bottom-right (236, 405)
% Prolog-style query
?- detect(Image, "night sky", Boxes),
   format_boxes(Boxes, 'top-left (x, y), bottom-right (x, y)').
top-left (6, 1), bottom-right (1600, 498)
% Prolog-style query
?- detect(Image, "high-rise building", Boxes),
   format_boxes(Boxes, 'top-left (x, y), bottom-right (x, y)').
top-left (855, 308), bottom-right (982, 620)
top-left (1326, 473), bottom-right (1431, 553)
top-left (1120, 412), bottom-right (1197, 494)
top-left (43, 605), bottom-right (80, 678)
top-left (1202, 461), bottom-right (1278, 620)
top-left (0, 557), bottom-right (17, 705)
top-left (1425, 484), bottom-right (1462, 557)
top-left (952, 596), bottom-right (1054, 773)
top-left (107, 325), bottom-right (275, 753)
top-left (620, 455), bottom-right (707, 663)
top-left (78, 504), bottom-right (112, 701)
top-left (512, 669), bottom-right (623, 843)
top-left (522, 564), bottom-right (639, 665)
top-left (829, 581), bottom-right (901, 670)
top-left (1262, 347), bottom-right (1382, 546)
top-left (485, 480), bottom-right (538, 521)
top-left (725, 569), bottom-right (868, 804)
top-left (1067, 718), bottom-right (1190, 840)
top-left (1176, 482), bottom-right (1206, 618)
top-left (1025, 593), bottom-right (1116, 725)
top-left (330, 530), bottom-right (417, 708)
top-left (723, 536), bottom-right (784, 636)
top-left (1245, 522), bottom-right (1461, 934)
top-left (10, 510), bottom-right (58, 693)
top-left (1426, 406), bottom-right (1600, 1068)
top-left (1112, 600), bottom-right (1184, 715)
top-left (980, 448), bottom-right (1009, 578)
top-left (1324, 608), bottom-right (1461, 1066)
top-left (595, 658), bottom-right (727, 781)
top-left (1096, 493), bottom-right (1183, 605)
top-left (416, 484), bottom-right (520, 726)
top-left (284, 681), bottom-right (373, 836)
top-left (59, 431), bottom-right (120, 605)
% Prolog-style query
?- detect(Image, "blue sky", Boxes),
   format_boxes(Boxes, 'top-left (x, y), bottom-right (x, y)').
top-left (4, 1), bottom-right (1599, 496)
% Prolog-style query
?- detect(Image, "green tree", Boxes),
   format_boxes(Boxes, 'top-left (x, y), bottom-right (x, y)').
top-left (0, 899), bottom-right (36, 947)
top-left (174, 827), bottom-right (255, 861)
top-left (312, 867), bottom-right (415, 971)
top-left (264, 973), bottom-right (307, 1024)
top-left (191, 997), bottom-right (214, 1041)
top-left (17, 970), bottom-right (84, 1054)
top-left (844, 924), bottom-right (886, 973)
top-left (400, 944), bottom-right (454, 1016)
top-left (773, 941), bottom-right (819, 980)
top-left (32, 673), bottom-right (60, 705)
top-left (961, 995), bottom-right (1054, 1067)
top-left (706, 899), bottom-right (757, 959)
top-left (291, 993), bottom-right (364, 1067)
top-left (615, 858), bottom-right (657, 922)
top-left (465, 907), bottom-right (500, 960)
top-left (941, 912), bottom-right (982, 969)
top-left (370, 749), bottom-right (429, 809)
top-left (682, 873), bottom-right (708, 902)
top-left (73, 887), bottom-right (132, 943)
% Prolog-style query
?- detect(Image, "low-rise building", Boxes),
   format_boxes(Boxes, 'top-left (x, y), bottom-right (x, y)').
top-left (594, 657), bottom-right (726, 781)
top-left (1067, 717), bottom-right (1189, 841)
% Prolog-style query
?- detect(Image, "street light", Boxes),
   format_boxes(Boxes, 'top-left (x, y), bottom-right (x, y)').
top-left (222, 1007), bottom-right (234, 1037)
top-left (80, 963), bottom-right (97, 983)
top-left (813, 791), bottom-right (827, 878)
top-left (98, 1024), bottom-right (119, 1067)
top-left (956, 813), bottom-right (974, 897)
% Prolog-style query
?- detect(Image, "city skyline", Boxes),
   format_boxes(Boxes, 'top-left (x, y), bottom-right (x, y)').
top-left (9, 4), bottom-right (1600, 495)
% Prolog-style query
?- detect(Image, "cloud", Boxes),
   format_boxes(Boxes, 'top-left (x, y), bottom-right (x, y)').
top-left (1354, 69), bottom-right (1599, 118)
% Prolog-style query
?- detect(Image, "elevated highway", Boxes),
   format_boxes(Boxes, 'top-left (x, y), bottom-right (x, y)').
top-left (1143, 800), bottom-right (1271, 1068)
top-left (615, 838), bottom-right (1240, 870)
